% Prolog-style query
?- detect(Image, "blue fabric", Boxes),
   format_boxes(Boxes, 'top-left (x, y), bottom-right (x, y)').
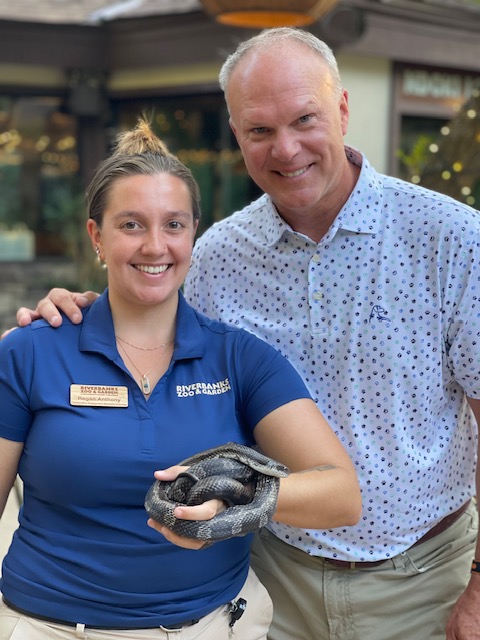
top-left (0, 290), bottom-right (310, 628)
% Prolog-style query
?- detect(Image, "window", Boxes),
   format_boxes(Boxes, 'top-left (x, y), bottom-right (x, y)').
top-left (112, 94), bottom-right (262, 237)
top-left (0, 95), bottom-right (81, 260)
top-left (393, 64), bottom-right (480, 208)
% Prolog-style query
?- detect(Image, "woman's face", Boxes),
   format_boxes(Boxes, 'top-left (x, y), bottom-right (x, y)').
top-left (87, 172), bottom-right (198, 309)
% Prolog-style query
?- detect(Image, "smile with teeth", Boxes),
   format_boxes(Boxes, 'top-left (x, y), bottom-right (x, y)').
top-left (135, 264), bottom-right (169, 274)
top-left (278, 166), bottom-right (309, 178)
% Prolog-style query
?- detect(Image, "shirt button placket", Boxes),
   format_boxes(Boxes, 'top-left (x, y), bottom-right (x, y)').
top-left (309, 252), bottom-right (327, 336)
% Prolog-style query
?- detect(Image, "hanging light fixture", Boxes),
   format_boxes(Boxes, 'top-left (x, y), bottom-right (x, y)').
top-left (199, 0), bottom-right (340, 28)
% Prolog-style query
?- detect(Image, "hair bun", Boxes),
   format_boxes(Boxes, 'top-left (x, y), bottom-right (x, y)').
top-left (113, 117), bottom-right (170, 157)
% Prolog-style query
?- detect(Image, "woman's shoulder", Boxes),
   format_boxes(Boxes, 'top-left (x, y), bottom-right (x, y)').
top-left (0, 314), bottom-right (82, 354)
top-left (192, 306), bottom-right (257, 340)
top-left (179, 293), bottom-right (278, 357)
top-left (193, 309), bottom-right (282, 362)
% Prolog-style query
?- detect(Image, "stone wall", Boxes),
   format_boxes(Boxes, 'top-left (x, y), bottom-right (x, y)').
top-left (0, 259), bottom-right (79, 334)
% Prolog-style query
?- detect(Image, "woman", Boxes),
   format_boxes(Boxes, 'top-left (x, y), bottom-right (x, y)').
top-left (0, 119), bottom-right (361, 639)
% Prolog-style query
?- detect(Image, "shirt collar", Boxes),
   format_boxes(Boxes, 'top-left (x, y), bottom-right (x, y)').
top-left (261, 145), bottom-right (383, 246)
top-left (335, 147), bottom-right (383, 235)
top-left (79, 289), bottom-right (206, 361)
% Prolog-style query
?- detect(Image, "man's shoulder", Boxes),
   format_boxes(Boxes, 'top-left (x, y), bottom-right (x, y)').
top-left (381, 174), bottom-right (480, 224)
top-left (196, 194), bottom-right (270, 245)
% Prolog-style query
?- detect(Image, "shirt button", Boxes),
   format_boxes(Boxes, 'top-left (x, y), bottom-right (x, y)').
top-left (312, 254), bottom-right (321, 263)
top-left (313, 291), bottom-right (323, 301)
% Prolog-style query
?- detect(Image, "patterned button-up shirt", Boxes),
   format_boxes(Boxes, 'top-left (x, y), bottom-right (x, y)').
top-left (185, 147), bottom-right (480, 561)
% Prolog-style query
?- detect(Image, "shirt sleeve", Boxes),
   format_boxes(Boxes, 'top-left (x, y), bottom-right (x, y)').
top-left (233, 329), bottom-right (312, 428)
top-left (0, 327), bottom-right (34, 442)
top-left (444, 213), bottom-right (480, 397)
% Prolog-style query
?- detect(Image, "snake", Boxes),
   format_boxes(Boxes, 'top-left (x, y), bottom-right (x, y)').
top-left (144, 442), bottom-right (290, 543)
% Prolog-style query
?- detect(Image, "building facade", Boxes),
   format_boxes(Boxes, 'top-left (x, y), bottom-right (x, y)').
top-left (0, 0), bottom-right (479, 330)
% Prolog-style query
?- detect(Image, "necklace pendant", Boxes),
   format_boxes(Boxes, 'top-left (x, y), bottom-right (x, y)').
top-left (141, 374), bottom-right (151, 395)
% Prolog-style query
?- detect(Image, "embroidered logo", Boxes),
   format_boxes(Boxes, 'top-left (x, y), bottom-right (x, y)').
top-left (369, 304), bottom-right (391, 327)
top-left (176, 377), bottom-right (231, 397)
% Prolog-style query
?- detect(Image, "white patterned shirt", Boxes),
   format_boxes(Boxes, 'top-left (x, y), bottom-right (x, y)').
top-left (184, 147), bottom-right (480, 561)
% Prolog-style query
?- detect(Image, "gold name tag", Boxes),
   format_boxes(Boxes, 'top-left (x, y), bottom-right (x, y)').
top-left (70, 384), bottom-right (128, 407)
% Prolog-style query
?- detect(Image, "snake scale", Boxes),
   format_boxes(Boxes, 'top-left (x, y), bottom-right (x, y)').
top-left (145, 442), bottom-right (290, 543)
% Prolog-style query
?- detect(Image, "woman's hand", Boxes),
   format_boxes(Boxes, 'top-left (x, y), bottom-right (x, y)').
top-left (146, 466), bottom-right (225, 550)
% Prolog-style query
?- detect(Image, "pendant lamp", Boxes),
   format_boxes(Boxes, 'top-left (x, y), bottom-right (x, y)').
top-left (200, 0), bottom-right (340, 28)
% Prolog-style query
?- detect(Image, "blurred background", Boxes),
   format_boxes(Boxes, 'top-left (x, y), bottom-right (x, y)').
top-left (0, 0), bottom-right (478, 332)
top-left (0, 0), bottom-right (479, 570)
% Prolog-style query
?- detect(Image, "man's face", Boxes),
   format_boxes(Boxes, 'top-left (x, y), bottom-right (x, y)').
top-left (227, 42), bottom-right (350, 226)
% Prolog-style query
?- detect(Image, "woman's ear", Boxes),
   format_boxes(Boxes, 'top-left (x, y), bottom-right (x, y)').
top-left (86, 218), bottom-right (101, 252)
top-left (86, 218), bottom-right (106, 267)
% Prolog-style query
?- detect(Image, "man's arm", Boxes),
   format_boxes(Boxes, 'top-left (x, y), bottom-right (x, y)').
top-left (1, 289), bottom-right (99, 339)
top-left (446, 396), bottom-right (480, 639)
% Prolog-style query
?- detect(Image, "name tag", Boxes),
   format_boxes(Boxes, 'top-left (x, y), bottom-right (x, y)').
top-left (70, 384), bottom-right (128, 407)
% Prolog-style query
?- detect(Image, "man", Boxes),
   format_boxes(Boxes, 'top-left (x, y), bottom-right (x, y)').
top-left (11, 28), bottom-right (480, 640)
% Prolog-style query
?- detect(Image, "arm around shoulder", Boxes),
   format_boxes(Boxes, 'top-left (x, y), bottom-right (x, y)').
top-left (15, 288), bottom-right (99, 329)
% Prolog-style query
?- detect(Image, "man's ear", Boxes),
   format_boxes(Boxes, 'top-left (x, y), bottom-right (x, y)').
top-left (229, 118), bottom-right (238, 139)
top-left (339, 89), bottom-right (349, 137)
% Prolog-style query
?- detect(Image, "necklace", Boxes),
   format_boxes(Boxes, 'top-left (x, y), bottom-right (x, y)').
top-left (117, 340), bottom-right (172, 395)
top-left (116, 335), bottom-right (174, 351)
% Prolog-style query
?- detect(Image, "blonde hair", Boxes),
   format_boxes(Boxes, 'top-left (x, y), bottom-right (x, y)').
top-left (113, 117), bottom-right (171, 157)
top-left (87, 117), bottom-right (201, 224)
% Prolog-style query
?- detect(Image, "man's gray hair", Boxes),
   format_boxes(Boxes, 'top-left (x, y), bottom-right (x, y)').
top-left (219, 27), bottom-right (342, 98)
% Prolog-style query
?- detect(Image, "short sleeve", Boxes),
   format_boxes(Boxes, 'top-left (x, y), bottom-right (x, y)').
top-left (0, 327), bottom-right (34, 442)
top-left (233, 329), bottom-right (311, 427)
top-left (445, 217), bottom-right (480, 397)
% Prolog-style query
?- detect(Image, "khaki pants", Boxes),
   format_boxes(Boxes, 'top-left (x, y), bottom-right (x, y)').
top-left (251, 501), bottom-right (478, 640)
top-left (0, 569), bottom-right (272, 640)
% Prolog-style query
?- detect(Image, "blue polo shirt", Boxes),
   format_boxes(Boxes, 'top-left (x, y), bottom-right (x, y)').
top-left (0, 290), bottom-right (310, 628)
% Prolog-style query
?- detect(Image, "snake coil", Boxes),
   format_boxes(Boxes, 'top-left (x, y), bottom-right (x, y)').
top-left (145, 442), bottom-right (290, 543)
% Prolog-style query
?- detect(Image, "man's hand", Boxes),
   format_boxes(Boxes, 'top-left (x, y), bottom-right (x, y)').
top-left (446, 574), bottom-right (480, 639)
top-left (20, 289), bottom-right (99, 328)
top-left (1, 289), bottom-right (99, 340)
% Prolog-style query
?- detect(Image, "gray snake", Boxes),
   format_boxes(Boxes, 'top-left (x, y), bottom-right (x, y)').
top-left (144, 442), bottom-right (290, 543)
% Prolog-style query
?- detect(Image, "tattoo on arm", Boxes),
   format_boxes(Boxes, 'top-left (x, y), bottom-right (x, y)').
top-left (296, 465), bottom-right (336, 474)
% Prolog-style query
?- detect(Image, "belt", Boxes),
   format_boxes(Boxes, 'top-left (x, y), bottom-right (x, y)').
top-left (160, 619), bottom-right (200, 631)
top-left (322, 500), bottom-right (470, 570)
top-left (2, 598), bottom-right (199, 631)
